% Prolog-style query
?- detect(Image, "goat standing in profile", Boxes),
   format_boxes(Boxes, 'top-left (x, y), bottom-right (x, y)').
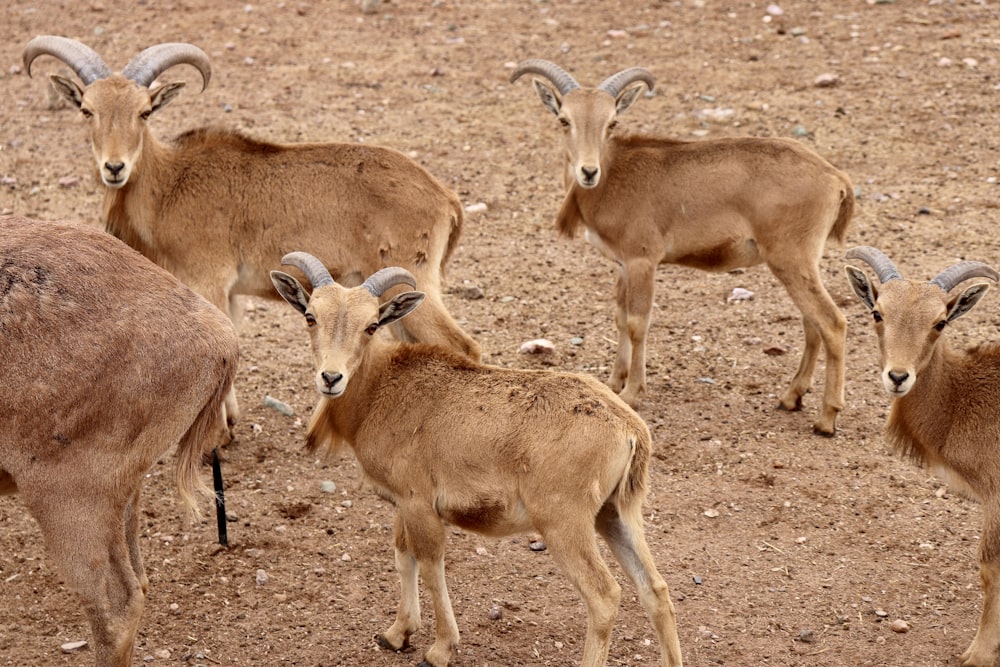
top-left (511, 59), bottom-right (855, 435)
top-left (0, 215), bottom-right (238, 667)
top-left (846, 245), bottom-right (1000, 667)
top-left (23, 35), bottom-right (482, 436)
top-left (270, 252), bottom-right (683, 667)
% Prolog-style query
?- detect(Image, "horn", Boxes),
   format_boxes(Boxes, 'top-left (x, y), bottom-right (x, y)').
top-left (280, 252), bottom-right (335, 289)
top-left (597, 67), bottom-right (656, 98)
top-left (360, 267), bottom-right (417, 297)
top-left (845, 246), bottom-right (904, 284)
top-left (509, 59), bottom-right (580, 96)
top-left (930, 261), bottom-right (1000, 292)
top-left (121, 42), bottom-right (211, 91)
top-left (23, 35), bottom-right (111, 85)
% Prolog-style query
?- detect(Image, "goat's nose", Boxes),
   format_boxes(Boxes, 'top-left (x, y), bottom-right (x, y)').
top-left (887, 369), bottom-right (909, 386)
top-left (581, 166), bottom-right (599, 182)
top-left (104, 161), bottom-right (125, 176)
top-left (321, 371), bottom-right (343, 389)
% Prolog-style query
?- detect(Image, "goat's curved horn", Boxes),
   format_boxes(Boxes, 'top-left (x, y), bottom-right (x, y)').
top-left (509, 59), bottom-right (580, 96)
top-left (930, 261), bottom-right (1000, 292)
top-left (280, 252), bottom-right (335, 289)
top-left (598, 67), bottom-right (656, 98)
top-left (23, 35), bottom-right (111, 85)
top-left (122, 43), bottom-right (211, 91)
top-left (845, 246), bottom-right (904, 284)
top-left (360, 267), bottom-right (417, 297)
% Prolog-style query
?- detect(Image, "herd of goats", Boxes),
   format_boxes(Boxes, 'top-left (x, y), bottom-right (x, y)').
top-left (3, 33), bottom-right (1000, 667)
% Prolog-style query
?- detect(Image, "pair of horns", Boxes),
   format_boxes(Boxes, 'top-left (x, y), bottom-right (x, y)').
top-left (280, 252), bottom-right (416, 297)
top-left (847, 246), bottom-right (999, 292)
top-left (23, 35), bottom-right (211, 90)
top-left (509, 58), bottom-right (655, 98)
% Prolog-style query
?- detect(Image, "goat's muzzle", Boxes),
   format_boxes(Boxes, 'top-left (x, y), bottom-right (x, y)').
top-left (882, 367), bottom-right (914, 397)
top-left (101, 161), bottom-right (128, 188)
top-left (317, 370), bottom-right (346, 398)
top-left (578, 165), bottom-right (601, 188)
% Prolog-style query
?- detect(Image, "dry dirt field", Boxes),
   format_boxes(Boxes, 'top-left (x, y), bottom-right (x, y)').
top-left (4, 1), bottom-right (1000, 666)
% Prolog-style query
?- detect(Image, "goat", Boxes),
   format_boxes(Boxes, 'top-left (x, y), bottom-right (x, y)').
top-left (0, 215), bottom-right (238, 667)
top-left (23, 35), bottom-right (482, 434)
top-left (845, 245), bottom-right (1000, 667)
top-left (270, 252), bottom-right (683, 667)
top-left (511, 59), bottom-right (855, 435)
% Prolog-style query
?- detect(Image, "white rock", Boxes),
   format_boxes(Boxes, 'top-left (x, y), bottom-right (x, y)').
top-left (255, 569), bottom-right (268, 586)
top-left (60, 641), bottom-right (88, 653)
top-left (727, 287), bottom-right (755, 303)
top-left (464, 202), bottom-right (488, 214)
top-left (766, 4), bottom-right (784, 16)
top-left (519, 338), bottom-right (555, 354)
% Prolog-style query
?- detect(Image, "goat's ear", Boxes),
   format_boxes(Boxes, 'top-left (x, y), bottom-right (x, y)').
top-left (270, 270), bottom-right (311, 315)
top-left (845, 266), bottom-right (878, 310)
top-left (615, 81), bottom-right (647, 115)
top-left (378, 291), bottom-right (426, 326)
top-left (946, 282), bottom-right (990, 323)
top-left (149, 81), bottom-right (186, 114)
top-left (49, 74), bottom-right (84, 109)
top-left (531, 78), bottom-right (562, 116)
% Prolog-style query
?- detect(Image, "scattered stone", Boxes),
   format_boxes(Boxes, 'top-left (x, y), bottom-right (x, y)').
top-left (693, 576), bottom-right (703, 585)
top-left (255, 569), bottom-right (269, 586)
top-left (264, 395), bottom-right (294, 416)
top-left (464, 202), bottom-right (488, 214)
top-left (763, 345), bottom-right (788, 356)
top-left (488, 604), bottom-right (503, 620)
top-left (727, 287), bottom-right (754, 303)
top-left (475, 546), bottom-right (490, 556)
top-left (875, 608), bottom-right (889, 618)
top-left (766, 4), bottom-right (784, 16)
top-left (917, 206), bottom-right (932, 215)
top-left (341, 500), bottom-right (353, 508)
top-left (457, 284), bottom-right (485, 300)
top-left (890, 619), bottom-right (910, 633)
top-left (154, 649), bottom-right (171, 660)
top-left (320, 480), bottom-right (337, 493)
top-left (569, 336), bottom-right (584, 346)
top-left (529, 540), bottom-right (547, 552)
top-left (797, 628), bottom-right (815, 643)
top-left (792, 125), bottom-right (809, 138)
top-left (1, 176), bottom-right (16, 187)
top-left (519, 338), bottom-right (555, 354)
top-left (703, 508), bottom-right (720, 518)
top-left (341, 553), bottom-right (352, 562)
top-left (60, 641), bottom-right (88, 653)
top-left (814, 72), bottom-right (840, 88)
top-left (795, 536), bottom-right (808, 544)
top-left (58, 176), bottom-right (79, 188)
top-left (697, 377), bottom-right (716, 385)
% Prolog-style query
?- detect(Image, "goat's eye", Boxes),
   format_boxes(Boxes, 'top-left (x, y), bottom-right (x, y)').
top-left (80, 108), bottom-right (93, 119)
top-left (558, 117), bottom-right (570, 128)
top-left (365, 323), bottom-right (379, 335)
top-left (607, 120), bottom-right (619, 131)
top-left (871, 310), bottom-right (883, 323)
top-left (139, 110), bottom-right (152, 121)
top-left (934, 320), bottom-right (947, 332)
top-left (305, 313), bottom-right (317, 327)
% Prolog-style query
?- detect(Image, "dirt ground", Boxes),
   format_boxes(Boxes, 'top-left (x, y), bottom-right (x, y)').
top-left (4, 1), bottom-right (1000, 665)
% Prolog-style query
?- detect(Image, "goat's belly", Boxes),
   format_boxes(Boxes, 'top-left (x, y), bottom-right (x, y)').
top-left (438, 498), bottom-right (533, 537)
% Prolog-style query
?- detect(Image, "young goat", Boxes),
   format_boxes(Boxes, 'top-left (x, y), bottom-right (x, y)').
top-left (511, 59), bottom-right (855, 435)
top-left (0, 215), bottom-right (238, 667)
top-left (270, 252), bottom-right (683, 667)
top-left (845, 245), bottom-right (1000, 667)
top-left (24, 35), bottom-right (481, 435)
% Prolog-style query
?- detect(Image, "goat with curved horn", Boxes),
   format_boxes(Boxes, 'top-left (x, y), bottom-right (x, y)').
top-left (844, 246), bottom-right (1000, 667)
top-left (845, 246), bottom-right (903, 284)
top-left (121, 42), bottom-right (211, 90)
top-left (361, 266), bottom-right (418, 297)
top-left (514, 58), bottom-right (855, 436)
top-left (23, 35), bottom-right (111, 85)
top-left (281, 252), bottom-right (336, 289)
top-left (509, 58), bottom-right (581, 95)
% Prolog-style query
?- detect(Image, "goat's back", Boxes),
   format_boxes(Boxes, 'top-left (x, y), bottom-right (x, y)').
top-left (0, 216), bottom-right (238, 495)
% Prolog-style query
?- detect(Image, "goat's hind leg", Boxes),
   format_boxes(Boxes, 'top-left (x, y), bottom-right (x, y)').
top-left (596, 503), bottom-right (683, 666)
top-left (961, 510), bottom-right (1000, 666)
top-left (611, 258), bottom-right (656, 408)
top-left (377, 516), bottom-right (422, 653)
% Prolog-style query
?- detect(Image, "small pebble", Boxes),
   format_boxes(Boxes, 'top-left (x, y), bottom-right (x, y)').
top-left (529, 541), bottom-right (547, 552)
top-left (890, 619), bottom-right (909, 633)
top-left (798, 629), bottom-right (815, 643)
top-left (875, 608), bottom-right (888, 618)
top-left (488, 604), bottom-right (503, 620)
top-left (320, 480), bottom-right (337, 493)
top-left (60, 641), bottom-right (87, 653)
top-left (264, 395), bottom-right (294, 416)
top-left (255, 569), bottom-right (268, 586)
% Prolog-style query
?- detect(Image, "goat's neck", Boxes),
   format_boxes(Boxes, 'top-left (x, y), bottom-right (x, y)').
top-left (888, 342), bottom-right (959, 460)
top-left (102, 130), bottom-right (174, 265)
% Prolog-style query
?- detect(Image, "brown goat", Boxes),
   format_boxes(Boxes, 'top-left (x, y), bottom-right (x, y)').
top-left (0, 215), bottom-right (238, 667)
top-left (23, 35), bottom-right (481, 434)
top-left (511, 59), bottom-right (855, 435)
top-left (845, 245), bottom-right (1000, 667)
top-left (270, 252), bottom-right (683, 667)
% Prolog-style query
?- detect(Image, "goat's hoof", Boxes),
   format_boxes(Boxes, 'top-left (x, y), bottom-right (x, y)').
top-left (776, 397), bottom-right (803, 412)
top-left (374, 634), bottom-right (412, 653)
top-left (811, 424), bottom-right (836, 438)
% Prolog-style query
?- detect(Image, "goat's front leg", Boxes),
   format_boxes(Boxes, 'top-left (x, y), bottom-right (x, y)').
top-left (611, 258), bottom-right (656, 408)
top-left (961, 513), bottom-right (1000, 667)
top-left (378, 515), bottom-right (423, 652)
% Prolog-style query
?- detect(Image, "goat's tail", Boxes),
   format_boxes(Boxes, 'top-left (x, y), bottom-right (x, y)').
top-left (615, 423), bottom-right (652, 513)
top-left (175, 352), bottom-right (238, 518)
top-left (828, 175), bottom-right (855, 245)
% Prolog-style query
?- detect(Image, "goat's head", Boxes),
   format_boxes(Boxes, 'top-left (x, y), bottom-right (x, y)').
top-left (270, 252), bottom-right (425, 398)
top-left (23, 36), bottom-right (211, 189)
top-left (845, 246), bottom-right (998, 397)
top-left (510, 59), bottom-right (654, 189)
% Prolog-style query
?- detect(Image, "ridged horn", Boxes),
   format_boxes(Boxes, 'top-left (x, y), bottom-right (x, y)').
top-left (845, 246), bottom-right (903, 284)
top-left (930, 261), bottom-right (1000, 292)
top-left (360, 267), bottom-right (417, 297)
top-left (122, 42), bottom-right (211, 91)
top-left (280, 252), bottom-right (335, 289)
top-left (23, 35), bottom-right (111, 85)
top-left (509, 59), bottom-right (580, 96)
top-left (598, 67), bottom-right (656, 98)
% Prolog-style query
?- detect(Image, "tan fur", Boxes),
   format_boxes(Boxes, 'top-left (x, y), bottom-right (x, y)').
top-left (0, 215), bottom-right (238, 667)
top-left (521, 77), bottom-right (854, 436)
top-left (848, 268), bottom-right (1000, 667)
top-left (275, 274), bottom-right (683, 667)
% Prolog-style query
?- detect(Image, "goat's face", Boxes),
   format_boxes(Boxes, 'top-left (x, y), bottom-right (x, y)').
top-left (531, 81), bottom-right (646, 189)
top-left (271, 271), bottom-right (425, 398)
top-left (846, 268), bottom-right (991, 397)
top-left (49, 74), bottom-right (185, 189)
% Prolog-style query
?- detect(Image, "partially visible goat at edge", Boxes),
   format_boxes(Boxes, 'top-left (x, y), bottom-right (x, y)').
top-left (23, 35), bottom-right (482, 437)
top-left (0, 215), bottom-right (238, 667)
top-left (270, 252), bottom-right (683, 667)
top-left (845, 245), bottom-right (1000, 667)
top-left (511, 59), bottom-right (855, 435)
